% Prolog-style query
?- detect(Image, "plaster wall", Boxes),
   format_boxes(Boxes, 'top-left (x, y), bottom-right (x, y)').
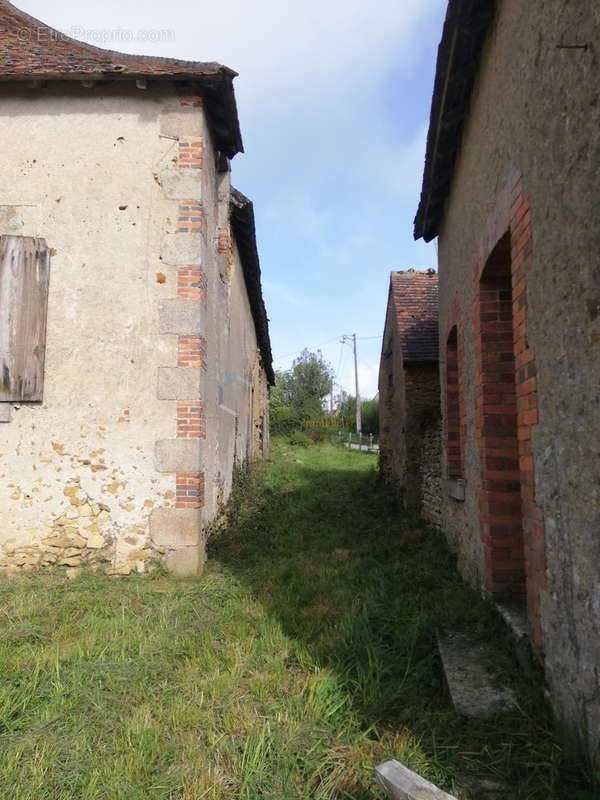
top-left (436, 0), bottom-right (600, 761)
top-left (0, 83), bottom-right (269, 576)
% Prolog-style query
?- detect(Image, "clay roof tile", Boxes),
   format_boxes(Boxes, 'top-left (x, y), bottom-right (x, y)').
top-left (389, 269), bottom-right (439, 362)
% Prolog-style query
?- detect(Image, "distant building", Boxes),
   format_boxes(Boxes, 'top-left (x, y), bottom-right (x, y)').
top-left (414, 0), bottom-right (600, 767)
top-left (378, 270), bottom-right (440, 519)
top-left (0, 1), bottom-right (273, 576)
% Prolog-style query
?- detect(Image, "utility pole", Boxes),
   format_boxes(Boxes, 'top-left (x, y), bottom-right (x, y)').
top-left (341, 333), bottom-right (362, 435)
top-left (353, 333), bottom-right (361, 435)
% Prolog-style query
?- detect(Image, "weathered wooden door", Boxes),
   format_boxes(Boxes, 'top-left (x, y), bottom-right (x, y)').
top-left (0, 235), bottom-right (51, 401)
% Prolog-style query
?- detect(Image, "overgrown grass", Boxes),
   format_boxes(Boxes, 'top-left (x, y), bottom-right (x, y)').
top-left (0, 438), bottom-right (594, 799)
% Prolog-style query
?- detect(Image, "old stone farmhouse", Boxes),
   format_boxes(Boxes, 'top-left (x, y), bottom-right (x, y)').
top-left (414, 0), bottom-right (600, 767)
top-left (0, 1), bottom-right (273, 576)
top-left (378, 270), bottom-right (440, 522)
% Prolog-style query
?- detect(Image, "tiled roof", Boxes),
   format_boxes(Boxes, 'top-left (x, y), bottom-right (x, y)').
top-left (388, 270), bottom-right (439, 362)
top-left (0, 1), bottom-right (242, 156)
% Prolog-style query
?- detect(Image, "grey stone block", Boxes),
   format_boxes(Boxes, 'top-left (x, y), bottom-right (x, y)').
top-left (445, 477), bottom-right (466, 501)
top-left (157, 367), bottom-right (203, 400)
top-left (375, 760), bottom-right (457, 800)
top-left (159, 168), bottom-right (202, 201)
top-left (159, 107), bottom-right (204, 138)
top-left (158, 299), bottom-right (205, 335)
top-left (161, 233), bottom-right (203, 266)
top-left (154, 438), bottom-right (204, 473)
top-left (166, 543), bottom-right (206, 576)
top-left (150, 507), bottom-right (201, 548)
top-left (0, 403), bottom-right (12, 422)
top-left (437, 629), bottom-right (515, 718)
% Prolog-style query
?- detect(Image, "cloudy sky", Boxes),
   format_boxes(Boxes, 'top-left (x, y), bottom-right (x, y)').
top-left (20, 0), bottom-right (445, 399)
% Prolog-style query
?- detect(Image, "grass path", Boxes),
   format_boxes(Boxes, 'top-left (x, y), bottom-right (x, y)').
top-left (0, 439), bottom-right (593, 799)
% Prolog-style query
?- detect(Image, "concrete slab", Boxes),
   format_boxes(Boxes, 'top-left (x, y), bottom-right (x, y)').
top-left (437, 629), bottom-right (515, 718)
top-left (375, 760), bottom-right (457, 800)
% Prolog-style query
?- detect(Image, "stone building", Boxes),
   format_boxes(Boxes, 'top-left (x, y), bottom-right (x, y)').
top-left (414, 0), bottom-right (600, 767)
top-left (378, 270), bottom-right (440, 520)
top-left (0, 1), bottom-right (273, 576)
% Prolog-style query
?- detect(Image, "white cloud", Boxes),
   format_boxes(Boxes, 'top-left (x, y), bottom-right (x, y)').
top-left (19, 0), bottom-right (442, 111)
top-left (262, 278), bottom-right (302, 308)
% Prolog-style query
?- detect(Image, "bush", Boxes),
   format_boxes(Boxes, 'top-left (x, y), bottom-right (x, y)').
top-left (287, 430), bottom-right (311, 448)
top-left (270, 404), bottom-right (303, 435)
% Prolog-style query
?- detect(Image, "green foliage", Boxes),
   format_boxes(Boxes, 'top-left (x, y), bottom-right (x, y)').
top-left (361, 397), bottom-right (379, 435)
top-left (0, 442), bottom-right (594, 799)
top-left (338, 393), bottom-right (380, 434)
top-left (287, 429), bottom-right (312, 448)
top-left (270, 349), bottom-right (334, 434)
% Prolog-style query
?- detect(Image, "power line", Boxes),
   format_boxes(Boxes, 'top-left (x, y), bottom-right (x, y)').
top-left (274, 334), bottom-right (381, 363)
top-left (273, 337), bottom-right (340, 362)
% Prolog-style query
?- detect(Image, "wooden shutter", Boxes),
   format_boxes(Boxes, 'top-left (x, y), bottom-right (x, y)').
top-left (0, 235), bottom-right (51, 401)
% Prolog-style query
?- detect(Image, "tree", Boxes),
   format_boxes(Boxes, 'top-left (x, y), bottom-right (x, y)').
top-left (338, 393), bottom-right (379, 434)
top-left (289, 349), bottom-right (334, 407)
top-left (270, 349), bottom-right (334, 433)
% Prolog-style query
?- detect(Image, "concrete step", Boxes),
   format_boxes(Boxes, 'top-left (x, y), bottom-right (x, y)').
top-left (437, 628), bottom-right (515, 718)
top-left (375, 760), bottom-right (457, 800)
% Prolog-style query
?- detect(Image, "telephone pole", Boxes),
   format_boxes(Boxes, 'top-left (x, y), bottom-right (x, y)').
top-left (341, 333), bottom-right (362, 435)
top-left (353, 333), bottom-right (361, 435)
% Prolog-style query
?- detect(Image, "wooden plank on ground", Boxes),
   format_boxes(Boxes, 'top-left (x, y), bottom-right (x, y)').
top-left (375, 760), bottom-right (458, 800)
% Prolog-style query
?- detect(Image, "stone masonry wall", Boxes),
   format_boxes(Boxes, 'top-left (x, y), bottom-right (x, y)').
top-left (421, 419), bottom-right (442, 528)
top-left (404, 364), bottom-right (440, 508)
top-left (435, 0), bottom-right (600, 765)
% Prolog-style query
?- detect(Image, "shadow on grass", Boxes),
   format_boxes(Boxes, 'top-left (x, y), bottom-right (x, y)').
top-left (209, 442), bottom-right (595, 799)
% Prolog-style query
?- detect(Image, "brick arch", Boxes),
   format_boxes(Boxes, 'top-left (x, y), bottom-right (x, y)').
top-left (472, 170), bottom-right (545, 649)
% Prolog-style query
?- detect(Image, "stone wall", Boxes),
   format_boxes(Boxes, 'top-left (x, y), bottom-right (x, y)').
top-left (420, 419), bottom-right (442, 528)
top-left (0, 82), bottom-right (269, 577)
top-left (434, 0), bottom-right (600, 765)
top-left (404, 364), bottom-right (440, 507)
top-left (379, 322), bottom-right (440, 510)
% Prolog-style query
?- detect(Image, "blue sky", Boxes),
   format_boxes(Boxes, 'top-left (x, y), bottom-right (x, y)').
top-left (20, 0), bottom-right (446, 398)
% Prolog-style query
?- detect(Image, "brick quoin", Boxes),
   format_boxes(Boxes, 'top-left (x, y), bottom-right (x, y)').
top-left (176, 404), bottom-right (206, 440)
top-left (473, 176), bottom-right (545, 649)
top-left (176, 472), bottom-right (204, 509)
top-left (177, 201), bottom-right (205, 233)
top-left (177, 267), bottom-right (207, 302)
top-left (176, 403), bottom-right (206, 509)
top-left (177, 137), bottom-right (203, 168)
top-left (178, 336), bottom-right (207, 370)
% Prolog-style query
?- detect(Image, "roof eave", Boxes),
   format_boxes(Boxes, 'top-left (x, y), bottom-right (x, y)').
top-left (414, 0), bottom-right (496, 242)
top-left (229, 189), bottom-right (274, 385)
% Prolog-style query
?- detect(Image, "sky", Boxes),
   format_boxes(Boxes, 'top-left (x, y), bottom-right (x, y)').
top-left (19, 0), bottom-right (446, 400)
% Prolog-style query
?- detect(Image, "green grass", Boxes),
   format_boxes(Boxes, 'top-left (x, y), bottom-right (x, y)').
top-left (0, 437), bottom-right (594, 799)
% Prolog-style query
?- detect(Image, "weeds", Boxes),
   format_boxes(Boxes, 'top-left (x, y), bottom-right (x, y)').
top-left (0, 438), bottom-right (594, 799)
